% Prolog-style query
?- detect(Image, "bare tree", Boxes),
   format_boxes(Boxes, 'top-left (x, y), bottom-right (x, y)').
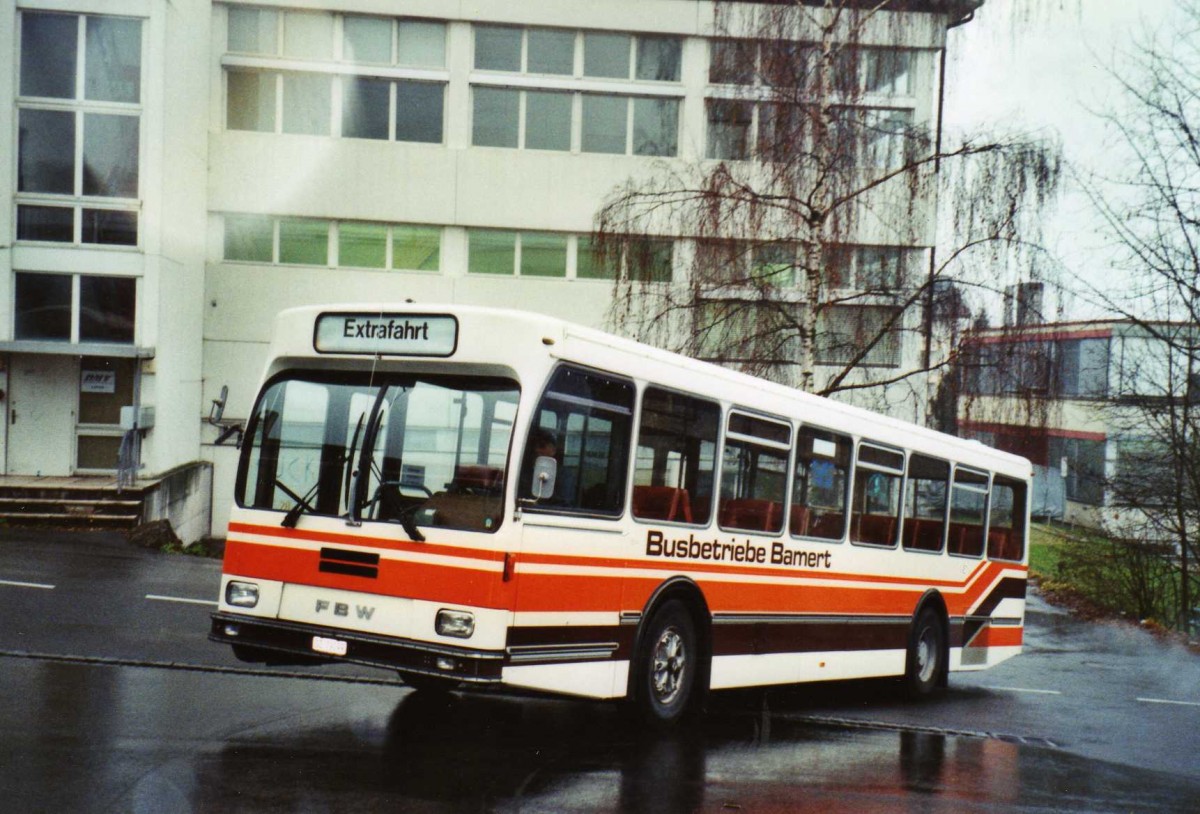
top-left (593, 0), bottom-right (1060, 411)
top-left (1066, 1), bottom-right (1200, 631)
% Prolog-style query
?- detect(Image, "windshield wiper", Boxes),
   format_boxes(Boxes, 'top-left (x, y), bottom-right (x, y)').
top-left (342, 413), bottom-right (366, 512)
top-left (398, 505), bottom-right (426, 543)
top-left (279, 481), bottom-right (319, 528)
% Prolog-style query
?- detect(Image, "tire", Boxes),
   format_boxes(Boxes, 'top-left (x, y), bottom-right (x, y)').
top-left (903, 607), bottom-right (945, 700)
top-left (632, 600), bottom-right (699, 726)
top-left (398, 671), bottom-right (460, 694)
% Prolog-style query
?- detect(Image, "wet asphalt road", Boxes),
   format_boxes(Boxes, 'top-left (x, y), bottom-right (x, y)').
top-left (1, 528), bottom-right (1198, 812)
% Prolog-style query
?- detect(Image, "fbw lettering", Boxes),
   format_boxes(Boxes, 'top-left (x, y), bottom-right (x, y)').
top-left (314, 599), bottom-right (376, 620)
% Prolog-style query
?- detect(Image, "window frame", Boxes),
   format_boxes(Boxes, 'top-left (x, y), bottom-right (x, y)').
top-left (15, 10), bottom-right (145, 249)
top-left (469, 24), bottom-right (683, 157)
top-left (947, 465), bottom-right (990, 560)
top-left (630, 385), bottom-right (722, 528)
top-left (716, 409), bottom-right (793, 535)
top-left (789, 425), bottom-right (853, 544)
top-left (518, 364), bottom-right (636, 519)
top-left (850, 441), bottom-right (905, 549)
top-left (223, 11), bottom-right (450, 144)
top-left (14, 271), bottom-right (137, 346)
top-left (900, 453), bottom-right (951, 555)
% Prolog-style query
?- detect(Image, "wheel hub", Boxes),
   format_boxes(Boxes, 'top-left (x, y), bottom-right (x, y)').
top-left (651, 626), bottom-right (687, 705)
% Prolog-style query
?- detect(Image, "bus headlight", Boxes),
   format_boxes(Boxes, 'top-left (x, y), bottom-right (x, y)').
top-left (435, 609), bottom-right (475, 639)
top-left (225, 581), bottom-right (260, 608)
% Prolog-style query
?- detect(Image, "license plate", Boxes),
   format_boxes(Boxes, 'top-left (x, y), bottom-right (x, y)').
top-left (312, 635), bottom-right (348, 656)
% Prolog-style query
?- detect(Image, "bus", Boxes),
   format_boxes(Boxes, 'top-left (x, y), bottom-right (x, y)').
top-left (211, 304), bottom-right (1029, 725)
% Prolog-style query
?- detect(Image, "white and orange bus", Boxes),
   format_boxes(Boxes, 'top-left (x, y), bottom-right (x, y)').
top-left (211, 304), bottom-right (1029, 724)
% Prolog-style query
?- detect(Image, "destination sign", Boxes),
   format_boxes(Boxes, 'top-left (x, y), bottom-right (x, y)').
top-left (314, 313), bottom-right (458, 356)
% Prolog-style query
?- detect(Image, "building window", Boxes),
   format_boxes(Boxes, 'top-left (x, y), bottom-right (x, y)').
top-left (472, 87), bottom-right (520, 148)
top-left (709, 39), bottom-right (913, 96)
top-left (529, 29), bottom-right (575, 75)
top-left (338, 222), bottom-right (387, 268)
top-left (278, 218), bottom-right (330, 265)
top-left (223, 215), bottom-right (441, 271)
top-left (695, 240), bottom-right (798, 288)
top-left (225, 10), bottom-right (447, 143)
top-left (471, 25), bottom-right (681, 156)
top-left (707, 100), bottom-right (754, 160)
top-left (706, 37), bottom-right (917, 167)
top-left (520, 233), bottom-right (569, 277)
top-left (16, 11), bottom-right (142, 247)
top-left (15, 273), bottom-right (72, 341)
top-left (393, 226), bottom-right (441, 271)
top-left (80, 277), bottom-right (136, 343)
top-left (576, 237), bottom-right (614, 280)
top-left (816, 306), bottom-right (902, 368)
top-left (468, 230), bottom-right (570, 278)
top-left (1056, 337), bottom-right (1109, 398)
top-left (824, 245), bottom-right (911, 292)
top-left (526, 91), bottom-right (573, 151)
top-left (1049, 436), bottom-right (1107, 505)
top-left (466, 230), bottom-right (620, 279)
top-left (15, 272), bottom-right (135, 345)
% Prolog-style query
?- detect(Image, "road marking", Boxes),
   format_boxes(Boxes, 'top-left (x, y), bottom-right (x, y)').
top-left (0, 579), bottom-right (55, 590)
top-left (145, 594), bottom-right (217, 607)
top-left (1137, 697), bottom-right (1200, 708)
top-left (987, 686), bottom-right (1062, 695)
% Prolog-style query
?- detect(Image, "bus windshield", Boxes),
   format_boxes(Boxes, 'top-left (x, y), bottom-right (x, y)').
top-left (237, 372), bottom-right (519, 534)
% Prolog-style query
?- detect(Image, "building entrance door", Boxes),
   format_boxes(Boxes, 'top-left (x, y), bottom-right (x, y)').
top-left (6, 355), bottom-right (77, 476)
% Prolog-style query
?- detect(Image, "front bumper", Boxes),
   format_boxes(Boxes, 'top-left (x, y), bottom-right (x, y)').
top-left (210, 612), bottom-right (504, 683)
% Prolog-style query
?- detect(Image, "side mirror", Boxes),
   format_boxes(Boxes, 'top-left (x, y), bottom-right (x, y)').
top-left (531, 456), bottom-right (557, 500)
top-left (209, 384), bottom-right (229, 424)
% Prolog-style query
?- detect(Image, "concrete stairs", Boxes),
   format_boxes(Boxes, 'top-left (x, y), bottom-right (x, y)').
top-left (0, 477), bottom-right (147, 530)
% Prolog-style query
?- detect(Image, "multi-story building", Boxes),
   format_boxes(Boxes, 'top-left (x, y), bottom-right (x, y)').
top-left (2, 0), bottom-right (981, 539)
top-left (957, 318), bottom-right (1197, 532)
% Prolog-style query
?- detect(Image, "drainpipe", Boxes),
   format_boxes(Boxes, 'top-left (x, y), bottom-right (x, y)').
top-left (923, 9), bottom-right (976, 421)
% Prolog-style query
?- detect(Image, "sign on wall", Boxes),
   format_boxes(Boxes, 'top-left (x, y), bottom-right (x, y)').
top-left (81, 370), bottom-right (116, 394)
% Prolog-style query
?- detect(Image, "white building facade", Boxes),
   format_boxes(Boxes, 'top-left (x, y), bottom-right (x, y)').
top-left (2, 0), bottom-right (977, 539)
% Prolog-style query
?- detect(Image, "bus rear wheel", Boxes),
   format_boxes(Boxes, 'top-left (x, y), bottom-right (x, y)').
top-left (903, 607), bottom-right (945, 699)
top-left (633, 600), bottom-right (698, 726)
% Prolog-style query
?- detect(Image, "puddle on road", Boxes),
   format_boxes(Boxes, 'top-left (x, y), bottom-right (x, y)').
top-left (179, 690), bottom-right (1199, 812)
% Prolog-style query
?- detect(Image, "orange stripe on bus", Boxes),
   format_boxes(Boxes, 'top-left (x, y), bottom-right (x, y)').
top-left (223, 540), bottom-right (515, 609)
top-left (223, 533), bottom-right (1025, 617)
top-left (227, 521), bottom-right (506, 564)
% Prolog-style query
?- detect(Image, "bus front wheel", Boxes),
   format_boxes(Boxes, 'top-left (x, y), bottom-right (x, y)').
top-left (903, 607), bottom-right (945, 699)
top-left (632, 600), bottom-right (698, 726)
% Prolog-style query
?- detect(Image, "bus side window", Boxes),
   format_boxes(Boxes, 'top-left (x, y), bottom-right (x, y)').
top-left (519, 366), bottom-right (634, 516)
top-left (791, 427), bottom-right (851, 541)
top-left (632, 388), bottom-right (719, 525)
top-left (988, 476), bottom-right (1027, 561)
top-left (902, 454), bottom-right (949, 553)
top-left (948, 467), bottom-right (988, 557)
top-left (718, 413), bottom-right (791, 534)
top-left (851, 443), bottom-right (904, 547)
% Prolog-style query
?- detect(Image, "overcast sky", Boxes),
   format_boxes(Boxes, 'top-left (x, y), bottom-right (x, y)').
top-left (942, 0), bottom-right (1184, 319)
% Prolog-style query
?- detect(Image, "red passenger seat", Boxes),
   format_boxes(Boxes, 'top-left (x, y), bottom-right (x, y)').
top-left (790, 505), bottom-right (811, 536)
top-left (720, 498), bottom-right (783, 533)
top-left (854, 514), bottom-right (896, 545)
top-left (632, 486), bottom-right (693, 523)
